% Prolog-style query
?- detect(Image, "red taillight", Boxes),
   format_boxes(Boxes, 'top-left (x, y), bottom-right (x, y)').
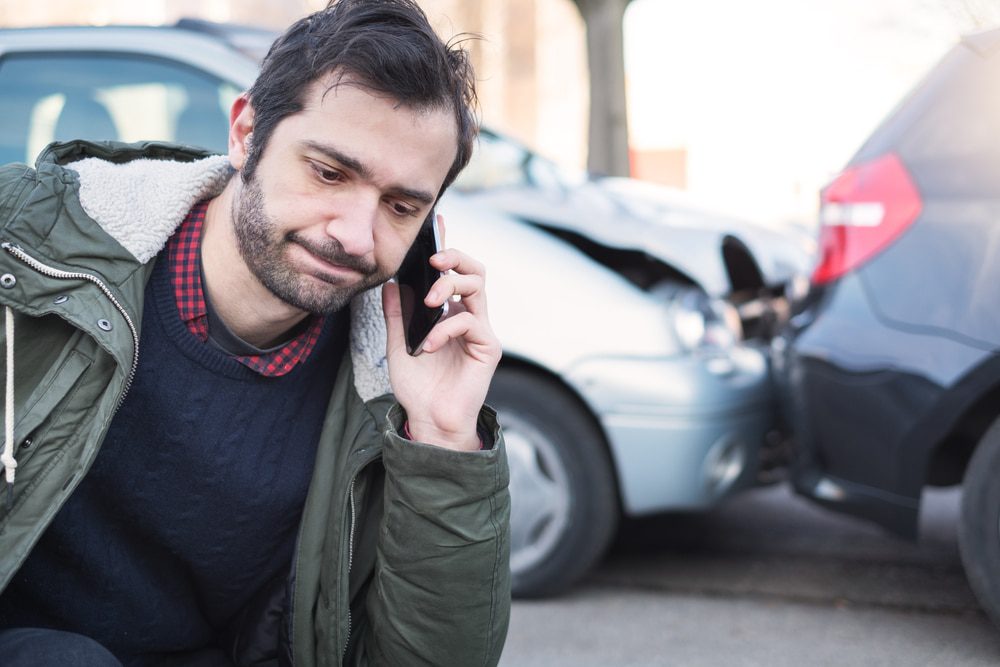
top-left (811, 153), bottom-right (922, 285)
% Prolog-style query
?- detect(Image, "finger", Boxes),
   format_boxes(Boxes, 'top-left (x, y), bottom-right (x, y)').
top-left (429, 248), bottom-right (485, 279)
top-left (429, 247), bottom-right (489, 314)
top-left (421, 310), bottom-right (500, 361)
top-left (381, 281), bottom-right (406, 355)
top-left (426, 272), bottom-right (486, 313)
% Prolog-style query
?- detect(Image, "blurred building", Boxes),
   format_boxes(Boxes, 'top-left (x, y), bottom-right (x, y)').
top-left (423, 0), bottom-right (679, 185)
top-left (421, 0), bottom-right (590, 174)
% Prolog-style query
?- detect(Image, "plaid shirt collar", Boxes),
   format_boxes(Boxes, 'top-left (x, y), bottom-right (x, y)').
top-left (168, 200), bottom-right (325, 377)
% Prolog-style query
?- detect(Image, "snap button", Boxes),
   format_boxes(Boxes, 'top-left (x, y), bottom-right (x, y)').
top-left (53, 295), bottom-right (69, 304)
top-left (19, 438), bottom-right (32, 451)
top-left (97, 319), bottom-right (113, 331)
top-left (0, 274), bottom-right (15, 289)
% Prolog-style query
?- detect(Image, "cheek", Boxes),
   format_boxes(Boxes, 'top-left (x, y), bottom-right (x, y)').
top-left (257, 188), bottom-right (324, 237)
top-left (373, 225), bottom-right (415, 273)
top-left (254, 159), bottom-right (319, 221)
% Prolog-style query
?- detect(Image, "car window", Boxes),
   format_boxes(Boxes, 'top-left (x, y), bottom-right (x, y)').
top-left (454, 131), bottom-right (530, 191)
top-left (455, 131), bottom-right (587, 194)
top-left (0, 52), bottom-right (240, 165)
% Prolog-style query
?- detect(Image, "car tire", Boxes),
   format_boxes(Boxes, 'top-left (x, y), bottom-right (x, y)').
top-left (488, 367), bottom-right (619, 598)
top-left (959, 417), bottom-right (1000, 629)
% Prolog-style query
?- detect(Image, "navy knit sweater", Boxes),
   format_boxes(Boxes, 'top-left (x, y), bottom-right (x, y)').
top-left (0, 252), bottom-right (347, 663)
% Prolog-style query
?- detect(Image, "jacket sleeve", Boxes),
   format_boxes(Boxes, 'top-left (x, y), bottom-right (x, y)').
top-left (362, 402), bottom-right (511, 667)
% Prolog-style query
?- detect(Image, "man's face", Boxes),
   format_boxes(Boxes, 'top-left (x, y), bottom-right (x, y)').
top-left (230, 76), bottom-right (458, 315)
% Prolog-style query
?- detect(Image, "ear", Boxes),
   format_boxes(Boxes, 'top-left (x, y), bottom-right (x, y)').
top-left (228, 93), bottom-right (255, 171)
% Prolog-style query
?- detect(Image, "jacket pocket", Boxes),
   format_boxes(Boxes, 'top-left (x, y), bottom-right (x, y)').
top-left (11, 347), bottom-right (92, 467)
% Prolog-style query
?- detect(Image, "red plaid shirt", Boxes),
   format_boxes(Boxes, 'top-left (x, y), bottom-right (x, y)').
top-left (168, 201), bottom-right (324, 377)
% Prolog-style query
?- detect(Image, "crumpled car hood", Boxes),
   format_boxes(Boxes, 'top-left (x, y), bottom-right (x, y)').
top-left (460, 175), bottom-right (816, 296)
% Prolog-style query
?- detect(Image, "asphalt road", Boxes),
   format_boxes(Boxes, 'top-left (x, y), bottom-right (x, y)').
top-left (500, 484), bottom-right (1000, 666)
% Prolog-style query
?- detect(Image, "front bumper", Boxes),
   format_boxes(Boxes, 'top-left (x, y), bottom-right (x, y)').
top-left (564, 345), bottom-right (776, 515)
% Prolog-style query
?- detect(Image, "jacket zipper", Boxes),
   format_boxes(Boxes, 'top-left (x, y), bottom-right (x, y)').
top-left (1, 242), bottom-right (139, 410)
top-left (341, 445), bottom-right (381, 659)
top-left (288, 466), bottom-right (366, 667)
top-left (344, 476), bottom-right (358, 655)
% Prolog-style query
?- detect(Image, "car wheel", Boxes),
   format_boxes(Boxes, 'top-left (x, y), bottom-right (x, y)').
top-left (488, 367), bottom-right (618, 598)
top-left (959, 417), bottom-right (1000, 629)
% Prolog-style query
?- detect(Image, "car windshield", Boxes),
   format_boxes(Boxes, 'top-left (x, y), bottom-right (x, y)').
top-left (0, 51), bottom-right (239, 164)
top-left (454, 130), bottom-right (586, 194)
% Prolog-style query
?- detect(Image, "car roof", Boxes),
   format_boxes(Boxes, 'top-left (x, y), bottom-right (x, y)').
top-left (0, 22), bottom-right (261, 88)
top-left (172, 18), bottom-right (277, 62)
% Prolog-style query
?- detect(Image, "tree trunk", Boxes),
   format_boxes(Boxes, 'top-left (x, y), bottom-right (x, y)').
top-left (572, 0), bottom-right (632, 177)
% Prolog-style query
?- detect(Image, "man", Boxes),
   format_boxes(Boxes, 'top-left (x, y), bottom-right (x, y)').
top-left (0, 0), bottom-right (510, 665)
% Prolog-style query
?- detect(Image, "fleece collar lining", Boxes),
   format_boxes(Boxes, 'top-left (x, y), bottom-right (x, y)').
top-left (67, 155), bottom-right (391, 402)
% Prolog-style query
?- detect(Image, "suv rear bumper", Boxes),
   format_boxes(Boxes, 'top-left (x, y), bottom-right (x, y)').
top-left (791, 466), bottom-right (920, 538)
top-left (770, 285), bottom-right (939, 538)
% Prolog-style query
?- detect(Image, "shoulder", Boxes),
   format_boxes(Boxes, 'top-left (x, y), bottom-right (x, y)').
top-left (0, 162), bottom-right (36, 225)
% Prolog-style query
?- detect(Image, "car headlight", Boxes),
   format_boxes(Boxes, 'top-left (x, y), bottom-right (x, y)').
top-left (659, 285), bottom-right (743, 352)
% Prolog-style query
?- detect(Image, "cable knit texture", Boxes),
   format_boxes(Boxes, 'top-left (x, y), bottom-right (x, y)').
top-left (66, 155), bottom-right (392, 401)
top-left (0, 258), bottom-right (348, 658)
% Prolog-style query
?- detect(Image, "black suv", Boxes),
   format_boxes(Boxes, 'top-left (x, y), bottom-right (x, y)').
top-left (776, 28), bottom-right (1000, 628)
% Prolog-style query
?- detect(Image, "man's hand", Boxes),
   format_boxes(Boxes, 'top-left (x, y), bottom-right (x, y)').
top-left (382, 216), bottom-right (501, 451)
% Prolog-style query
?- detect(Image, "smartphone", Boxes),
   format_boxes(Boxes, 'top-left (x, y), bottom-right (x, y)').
top-left (396, 209), bottom-right (448, 355)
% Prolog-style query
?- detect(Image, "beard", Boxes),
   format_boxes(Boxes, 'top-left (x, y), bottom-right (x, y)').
top-left (232, 172), bottom-right (392, 315)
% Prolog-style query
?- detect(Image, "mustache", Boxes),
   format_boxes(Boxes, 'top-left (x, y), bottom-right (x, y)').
top-left (288, 233), bottom-right (377, 275)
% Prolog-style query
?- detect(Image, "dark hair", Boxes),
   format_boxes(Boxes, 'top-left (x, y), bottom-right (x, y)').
top-left (244, 0), bottom-right (478, 195)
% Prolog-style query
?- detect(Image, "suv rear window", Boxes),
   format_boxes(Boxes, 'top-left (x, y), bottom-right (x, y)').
top-left (892, 47), bottom-right (1000, 196)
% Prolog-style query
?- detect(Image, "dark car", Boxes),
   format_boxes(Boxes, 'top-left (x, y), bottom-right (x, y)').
top-left (775, 28), bottom-right (1000, 628)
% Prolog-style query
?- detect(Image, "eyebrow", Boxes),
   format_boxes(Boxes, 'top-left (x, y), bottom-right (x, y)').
top-left (302, 139), bottom-right (437, 206)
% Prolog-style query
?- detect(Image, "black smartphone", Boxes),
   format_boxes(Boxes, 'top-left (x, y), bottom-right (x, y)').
top-left (396, 209), bottom-right (448, 355)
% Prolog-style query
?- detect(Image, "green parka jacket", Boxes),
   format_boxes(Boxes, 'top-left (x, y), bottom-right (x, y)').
top-left (0, 141), bottom-right (511, 666)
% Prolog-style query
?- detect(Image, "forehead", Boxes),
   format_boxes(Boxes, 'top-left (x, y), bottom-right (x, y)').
top-left (303, 72), bottom-right (456, 138)
top-left (271, 76), bottom-right (458, 191)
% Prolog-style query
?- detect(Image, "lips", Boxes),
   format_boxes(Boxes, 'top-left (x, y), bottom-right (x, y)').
top-left (289, 236), bottom-right (375, 278)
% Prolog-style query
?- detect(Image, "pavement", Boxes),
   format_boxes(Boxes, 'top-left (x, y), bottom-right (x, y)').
top-left (499, 484), bottom-right (1000, 666)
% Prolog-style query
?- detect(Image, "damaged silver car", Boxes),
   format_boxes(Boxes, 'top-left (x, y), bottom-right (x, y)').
top-left (452, 130), bottom-right (812, 595)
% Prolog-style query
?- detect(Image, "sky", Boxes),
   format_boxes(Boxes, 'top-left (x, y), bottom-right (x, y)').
top-left (622, 0), bottom-right (1000, 226)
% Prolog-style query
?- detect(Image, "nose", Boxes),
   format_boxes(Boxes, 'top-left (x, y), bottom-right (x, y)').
top-left (325, 195), bottom-right (377, 258)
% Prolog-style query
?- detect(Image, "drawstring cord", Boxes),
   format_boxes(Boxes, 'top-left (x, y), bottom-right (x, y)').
top-left (3, 306), bottom-right (15, 507)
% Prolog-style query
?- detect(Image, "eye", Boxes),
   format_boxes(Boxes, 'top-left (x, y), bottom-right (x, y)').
top-left (389, 201), bottom-right (419, 217)
top-left (310, 162), bottom-right (343, 184)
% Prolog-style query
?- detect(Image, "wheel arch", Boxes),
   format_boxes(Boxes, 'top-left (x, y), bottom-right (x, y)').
top-left (913, 353), bottom-right (1000, 492)
top-left (925, 383), bottom-right (1000, 487)
top-left (493, 354), bottom-right (624, 514)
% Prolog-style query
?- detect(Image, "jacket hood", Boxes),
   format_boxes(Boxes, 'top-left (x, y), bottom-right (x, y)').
top-left (61, 141), bottom-right (391, 402)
